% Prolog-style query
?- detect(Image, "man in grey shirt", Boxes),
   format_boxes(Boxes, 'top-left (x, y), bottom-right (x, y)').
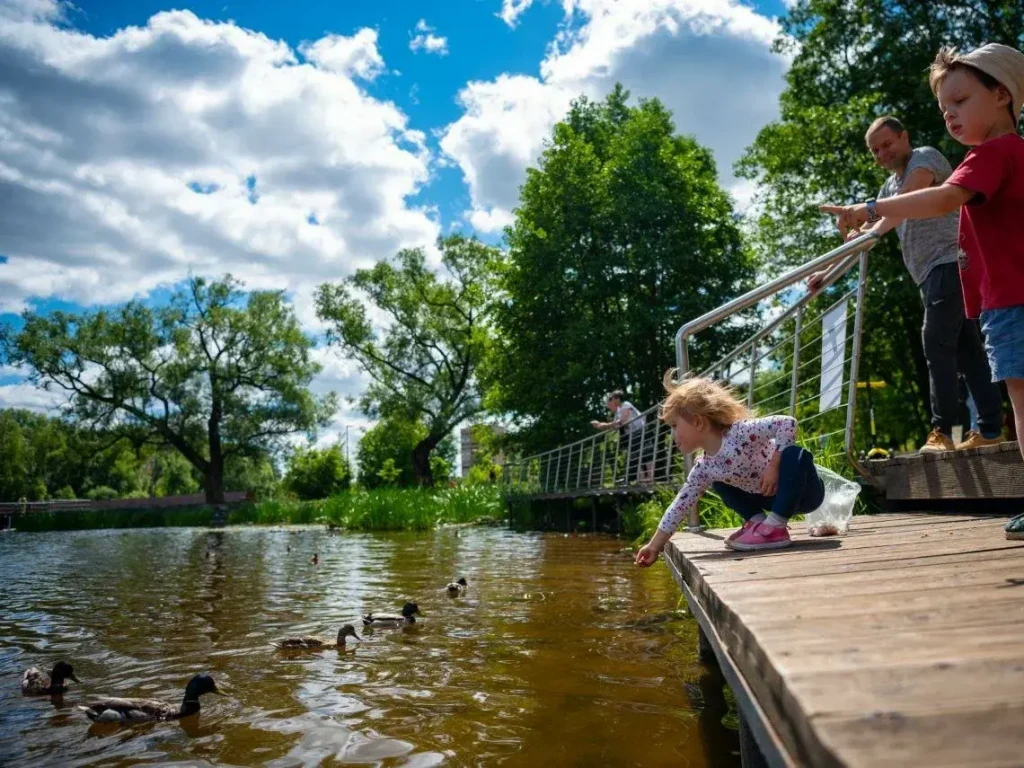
top-left (812, 116), bottom-right (1002, 452)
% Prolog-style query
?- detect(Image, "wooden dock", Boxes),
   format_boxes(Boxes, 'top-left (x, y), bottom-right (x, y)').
top-left (665, 513), bottom-right (1024, 768)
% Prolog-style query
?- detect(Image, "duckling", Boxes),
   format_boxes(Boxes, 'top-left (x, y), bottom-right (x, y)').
top-left (311, 553), bottom-right (319, 565)
top-left (78, 673), bottom-right (221, 724)
top-left (362, 602), bottom-right (421, 628)
top-left (446, 577), bottom-right (468, 597)
top-left (272, 624), bottom-right (360, 650)
top-left (22, 661), bottom-right (80, 696)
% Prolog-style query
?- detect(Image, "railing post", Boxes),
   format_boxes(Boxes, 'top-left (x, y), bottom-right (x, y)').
top-left (577, 441), bottom-right (585, 489)
top-left (747, 342), bottom-right (758, 408)
top-left (845, 252), bottom-right (870, 455)
top-left (599, 436), bottom-right (608, 489)
top-left (790, 307), bottom-right (803, 417)
top-left (554, 447), bottom-right (564, 492)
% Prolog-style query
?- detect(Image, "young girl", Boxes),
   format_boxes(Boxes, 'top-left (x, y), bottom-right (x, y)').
top-left (635, 375), bottom-right (825, 564)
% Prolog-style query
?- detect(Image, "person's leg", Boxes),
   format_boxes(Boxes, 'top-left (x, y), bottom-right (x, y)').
top-left (1004, 379), bottom-right (1024, 540)
top-left (712, 482), bottom-right (771, 522)
top-left (920, 264), bottom-right (964, 450)
top-left (957, 316), bottom-right (1003, 441)
top-left (770, 445), bottom-right (825, 520)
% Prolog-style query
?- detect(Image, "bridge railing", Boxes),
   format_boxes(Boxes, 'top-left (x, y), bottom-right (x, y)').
top-left (503, 232), bottom-right (879, 497)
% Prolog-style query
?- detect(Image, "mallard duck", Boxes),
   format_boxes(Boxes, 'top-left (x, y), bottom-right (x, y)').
top-left (78, 673), bottom-right (221, 724)
top-left (22, 661), bottom-right (80, 696)
top-left (272, 624), bottom-right (360, 650)
top-left (362, 602), bottom-right (421, 628)
top-left (446, 577), bottom-right (468, 597)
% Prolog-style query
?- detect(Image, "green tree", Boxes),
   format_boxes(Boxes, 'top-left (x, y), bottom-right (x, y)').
top-left (356, 417), bottom-right (427, 489)
top-left (489, 85), bottom-right (756, 453)
top-left (284, 444), bottom-right (351, 500)
top-left (316, 235), bottom-right (497, 485)
top-left (0, 411), bottom-right (29, 500)
top-left (737, 0), bottom-right (1024, 447)
top-left (1, 276), bottom-right (335, 503)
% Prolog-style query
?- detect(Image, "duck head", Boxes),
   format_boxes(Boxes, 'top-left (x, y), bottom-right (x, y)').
top-left (51, 661), bottom-right (80, 685)
top-left (456, 578), bottom-right (467, 587)
top-left (336, 624), bottom-right (361, 644)
top-left (401, 602), bottom-right (421, 619)
top-left (184, 673), bottom-right (222, 701)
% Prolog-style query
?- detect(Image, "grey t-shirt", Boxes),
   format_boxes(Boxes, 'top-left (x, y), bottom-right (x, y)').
top-left (878, 146), bottom-right (960, 285)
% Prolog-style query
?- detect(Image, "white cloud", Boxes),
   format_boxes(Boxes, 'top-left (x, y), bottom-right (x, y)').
top-left (409, 19), bottom-right (448, 56)
top-left (300, 28), bottom-right (384, 80)
top-left (498, 0), bottom-right (536, 28)
top-left (442, 0), bottom-right (788, 231)
top-left (0, 8), bottom-right (439, 316)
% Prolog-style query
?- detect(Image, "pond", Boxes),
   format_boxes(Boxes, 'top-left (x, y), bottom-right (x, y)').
top-left (0, 526), bottom-right (739, 766)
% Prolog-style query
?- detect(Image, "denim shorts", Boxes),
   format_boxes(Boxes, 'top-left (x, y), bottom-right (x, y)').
top-left (980, 305), bottom-right (1024, 381)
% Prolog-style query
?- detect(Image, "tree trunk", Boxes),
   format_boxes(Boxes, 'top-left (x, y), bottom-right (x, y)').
top-left (206, 396), bottom-right (225, 504)
top-left (411, 438), bottom-right (437, 487)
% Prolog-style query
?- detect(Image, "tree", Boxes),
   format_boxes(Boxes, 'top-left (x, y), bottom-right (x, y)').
top-left (736, 0), bottom-right (1024, 447)
top-left (488, 85), bottom-right (756, 453)
top-left (316, 235), bottom-right (497, 485)
top-left (356, 417), bottom-right (427, 489)
top-left (284, 444), bottom-right (351, 500)
top-left (1, 276), bottom-right (335, 503)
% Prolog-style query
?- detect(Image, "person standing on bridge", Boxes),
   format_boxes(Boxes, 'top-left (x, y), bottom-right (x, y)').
top-left (591, 390), bottom-right (654, 484)
top-left (810, 115), bottom-right (1003, 454)
top-left (821, 43), bottom-right (1024, 540)
top-left (635, 375), bottom-right (825, 562)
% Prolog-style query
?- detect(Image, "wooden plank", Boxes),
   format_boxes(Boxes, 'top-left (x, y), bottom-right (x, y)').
top-left (880, 443), bottom-right (1024, 500)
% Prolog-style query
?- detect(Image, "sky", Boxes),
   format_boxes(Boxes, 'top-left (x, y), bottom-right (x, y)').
top-left (0, 0), bottom-right (793, 453)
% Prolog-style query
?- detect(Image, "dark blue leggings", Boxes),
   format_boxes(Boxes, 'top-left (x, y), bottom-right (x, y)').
top-left (712, 445), bottom-right (825, 522)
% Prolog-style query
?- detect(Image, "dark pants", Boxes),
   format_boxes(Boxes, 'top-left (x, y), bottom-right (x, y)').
top-left (921, 263), bottom-right (1002, 436)
top-left (712, 446), bottom-right (825, 522)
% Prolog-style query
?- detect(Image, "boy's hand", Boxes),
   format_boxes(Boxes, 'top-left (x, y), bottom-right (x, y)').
top-left (590, 420), bottom-right (602, 429)
top-left (820, 203), bottom-right (868, 240)
top-left (635, 543), bottom-right (661, 567)
top-left (760, 450), bottom-right (781, 496)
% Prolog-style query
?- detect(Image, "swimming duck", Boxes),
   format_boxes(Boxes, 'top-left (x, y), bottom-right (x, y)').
top-left (362, 602), bottom-right (421, 628)
top-left (272, 624), bottom-right (360, 650)
top-left (446, 577), bottom-right (468, 597)
top-left (22, 661), bottom-right (80, 696)
top-left (78, 673), bottom-right (221, 724)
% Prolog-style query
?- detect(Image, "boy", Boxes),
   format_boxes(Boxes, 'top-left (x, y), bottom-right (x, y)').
top-left (821, 43), bottom-right (1024, 539)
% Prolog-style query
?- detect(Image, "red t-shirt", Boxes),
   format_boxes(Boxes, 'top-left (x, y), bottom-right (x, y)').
top-left (946, 133), bottom-right (1024, 319)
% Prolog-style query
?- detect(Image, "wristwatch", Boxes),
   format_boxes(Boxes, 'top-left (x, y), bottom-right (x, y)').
top-left (865, 198), bottom-right (880, 223)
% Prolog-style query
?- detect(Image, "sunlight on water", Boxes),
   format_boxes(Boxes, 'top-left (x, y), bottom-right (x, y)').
top-left (0, 527), bottom-right (739, 766)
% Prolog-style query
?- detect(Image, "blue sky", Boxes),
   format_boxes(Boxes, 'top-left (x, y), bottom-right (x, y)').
top-left (0, 0), bottom-right (793, 440)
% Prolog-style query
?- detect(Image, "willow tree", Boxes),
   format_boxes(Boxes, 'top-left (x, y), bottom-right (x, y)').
top-left (1, 276), bottom-right (334, 502)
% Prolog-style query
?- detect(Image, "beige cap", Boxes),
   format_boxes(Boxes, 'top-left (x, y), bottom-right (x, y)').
top-left (960, 43), bottom-right (1024, 124)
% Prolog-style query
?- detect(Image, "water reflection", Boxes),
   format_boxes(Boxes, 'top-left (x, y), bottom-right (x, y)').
top-left (0, 527), bottom-right (738, 766)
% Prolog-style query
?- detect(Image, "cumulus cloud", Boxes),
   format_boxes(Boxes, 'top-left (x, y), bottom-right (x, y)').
top-left (443, 0), bottom-right (788, 232)
top-left (300, 28), bottom-right (384, 80)
top-left (409, 19), bottom-right (448, 56)
top-left (498, 0), bottom-right (535, 28)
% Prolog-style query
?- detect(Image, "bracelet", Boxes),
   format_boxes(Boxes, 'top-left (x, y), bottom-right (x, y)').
top-left (866, 198), bottom-right (880, 223)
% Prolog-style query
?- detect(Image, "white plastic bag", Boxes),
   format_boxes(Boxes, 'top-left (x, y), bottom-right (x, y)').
top-left (804, 465), bottom-right (860, 536)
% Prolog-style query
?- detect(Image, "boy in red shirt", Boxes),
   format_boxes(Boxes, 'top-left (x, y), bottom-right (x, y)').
top-left (821, 43), bottom-right (1024, 540)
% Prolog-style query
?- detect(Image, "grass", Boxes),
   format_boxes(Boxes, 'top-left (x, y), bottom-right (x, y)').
top-left (11, 484), bottom-right (506, 533)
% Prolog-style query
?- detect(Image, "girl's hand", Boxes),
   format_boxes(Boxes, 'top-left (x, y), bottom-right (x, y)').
top-left (820, 203), bottom-right (868, 240)
top-left (760, 450), bottom-right (781, 496)
top-left (590, 420), bottom-right (602, 430)
top-left (635, 543), bottom-right (660, 567)
top-left (807, 270), bottom-right (827, 293)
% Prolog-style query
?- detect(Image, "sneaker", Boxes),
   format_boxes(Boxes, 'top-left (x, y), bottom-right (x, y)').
top-left (725, 520), bottom-right (757, 547)
top-left (956, 430), bottom-right (1003, 451)
top-left (919, 428), bottom-right (955, 454)
top-left (1006, 512), bottom-right (1024, 541)
top-left (729, 522), bottom-right (792, 552)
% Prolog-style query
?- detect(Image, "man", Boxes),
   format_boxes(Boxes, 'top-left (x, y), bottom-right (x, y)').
top-left (811, 116), bottom-right (1003, 453)
top-left (591, 390), bottom-right (653, 482)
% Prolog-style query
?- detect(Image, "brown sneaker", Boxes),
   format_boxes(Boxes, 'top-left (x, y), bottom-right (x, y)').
top-left (956, 430), bottom-right (1004, 451)
top-left (919, 428), bottom-right (955, 454)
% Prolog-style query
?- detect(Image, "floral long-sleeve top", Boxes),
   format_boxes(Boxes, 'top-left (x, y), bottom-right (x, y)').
top-left (658, 416), bottom-right (798, 534)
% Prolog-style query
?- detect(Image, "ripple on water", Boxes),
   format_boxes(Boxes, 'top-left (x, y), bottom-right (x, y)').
top-left (0, 527), bottom-right (738, 767)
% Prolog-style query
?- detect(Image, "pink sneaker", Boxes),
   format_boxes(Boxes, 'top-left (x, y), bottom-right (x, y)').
top-left (725, 520), bottom-right (757, 547)
top-left (729, 522), bottom-right (792, 552)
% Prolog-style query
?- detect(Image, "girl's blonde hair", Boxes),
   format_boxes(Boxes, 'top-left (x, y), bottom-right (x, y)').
top-left (660, 370), bottom-right (749, 430)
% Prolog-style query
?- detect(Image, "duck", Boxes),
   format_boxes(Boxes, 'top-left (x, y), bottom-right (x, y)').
top-left (78, 673), bottom-right (221, 724)
top-left (22, 661), bottom-right (80, 696)
top-left (272, 624), bottom-right (360, 650)
top-left (446, 577), bottom-right (468, 597)
top-left (362, 602), bottom-right (421, 628)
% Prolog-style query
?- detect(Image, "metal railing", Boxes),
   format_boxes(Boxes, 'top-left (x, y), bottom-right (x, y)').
top-left (503, 232), bottom-right (879, 496)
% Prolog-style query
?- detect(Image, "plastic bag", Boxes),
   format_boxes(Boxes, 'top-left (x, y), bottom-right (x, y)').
top-left (804, 465), bottom-right (860, 536)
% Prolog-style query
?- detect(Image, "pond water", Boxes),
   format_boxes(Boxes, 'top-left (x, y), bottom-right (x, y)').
top-left (0, 526), bottom-right (739, 766)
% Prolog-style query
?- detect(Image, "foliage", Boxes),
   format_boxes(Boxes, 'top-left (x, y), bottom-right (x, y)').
top-left (316, 234), bottom-right (499, 485)
top-left (283, 444), bottom-right (351, 500)
top-left (488, 85), bottom-right (757, 454)
top-left (737, 0), bottom-right (1024, 449)
top-left (1, 275), bottom-right (335, 503)
top-left (85, 485), bottom-right (118, 501)
top-left (356, 417), bottom-right (421, 489)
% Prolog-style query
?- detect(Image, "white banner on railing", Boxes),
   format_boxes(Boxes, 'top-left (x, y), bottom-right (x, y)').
top-left (819, 303), bottom-right (847, 412)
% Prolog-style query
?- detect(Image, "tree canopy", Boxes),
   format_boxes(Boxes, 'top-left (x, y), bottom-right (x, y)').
top-left (487, 85), bottom-right (756, 453)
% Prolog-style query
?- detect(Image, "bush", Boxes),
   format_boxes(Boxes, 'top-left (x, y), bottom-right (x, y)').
top-left (284, 445), bottom-right (351, 500)
top-left (52, 485), bottom-right (77, 500)
top-left (85, 485), bottom-right (118, 501)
